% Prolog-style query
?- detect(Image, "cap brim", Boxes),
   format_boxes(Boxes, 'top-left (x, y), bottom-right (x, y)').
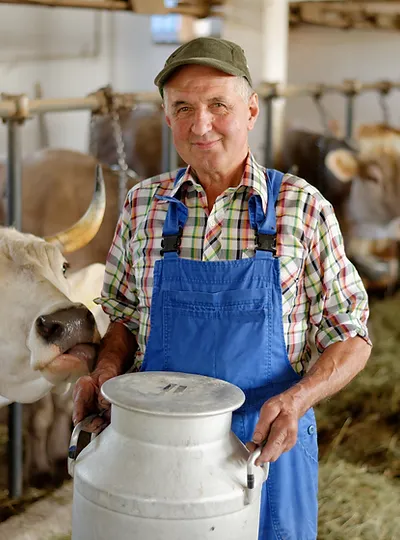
top-left (154, 57), bottom-right (248, 89)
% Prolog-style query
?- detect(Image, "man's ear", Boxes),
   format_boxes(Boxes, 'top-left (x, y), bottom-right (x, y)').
top-left (325, 149), bottom-right (358, 182)
top-left (248, 93), bottom-right (259, 131)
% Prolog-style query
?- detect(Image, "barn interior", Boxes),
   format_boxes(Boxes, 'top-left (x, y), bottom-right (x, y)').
top-left (0, 0), bottom-right (400, 538)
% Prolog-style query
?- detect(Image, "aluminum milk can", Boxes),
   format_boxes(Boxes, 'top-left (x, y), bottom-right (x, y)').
top-left (69, 371), bottom-right (269, 540)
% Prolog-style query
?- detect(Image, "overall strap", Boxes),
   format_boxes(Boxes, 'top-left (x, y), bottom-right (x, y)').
top-left (157, 168), bottom-right (188, 258)
top-left (248, 169), bottom-right (285, 257)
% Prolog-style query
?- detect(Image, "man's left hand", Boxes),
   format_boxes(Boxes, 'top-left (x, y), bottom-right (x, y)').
top-left (247, 392), bottom-right (301, 465)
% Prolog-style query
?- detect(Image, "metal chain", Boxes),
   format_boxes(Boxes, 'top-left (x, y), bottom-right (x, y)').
top-left (379, 93), bottom-right (390, 125)
top-left (108, 89), bottom-right (131, 211)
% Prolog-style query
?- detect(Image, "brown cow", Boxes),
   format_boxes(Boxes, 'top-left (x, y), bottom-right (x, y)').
top-left (278, 125), bottom-right (400, 292)
top-left (0, 149), bottom-right (139, 271)
top-left (89, 105), bottom-right (164, 179)
top-left (89, 104), bottom-right (185, 179)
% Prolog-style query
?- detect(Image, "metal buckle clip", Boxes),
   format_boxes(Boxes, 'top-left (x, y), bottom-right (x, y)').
top-left (161, 227), bottom-right (183, 255)
top-left (255, 232), bottom-right (277, 256)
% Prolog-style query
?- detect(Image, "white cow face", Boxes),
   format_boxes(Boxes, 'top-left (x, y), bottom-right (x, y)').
top-left (0, 228), bottom-right (100, 403)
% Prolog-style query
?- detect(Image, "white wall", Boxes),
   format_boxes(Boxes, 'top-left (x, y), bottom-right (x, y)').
top-left (286, 26), bottom-right (400, 136)
top-left (223, 0), bottom-right (400, 161)
top-left (1, 2), bottom-right (400, 164)
top-left (0, 7), bottom-right (175, 159)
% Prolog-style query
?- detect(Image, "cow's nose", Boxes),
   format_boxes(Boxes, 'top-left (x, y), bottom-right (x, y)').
top-left (36, 315), bottom-right (62, 341)
top-left (35, 305), bottom-right (96, 345)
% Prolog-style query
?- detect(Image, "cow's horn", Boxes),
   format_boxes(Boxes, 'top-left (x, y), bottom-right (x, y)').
top-left (44, 164), bottom-right (106, 253)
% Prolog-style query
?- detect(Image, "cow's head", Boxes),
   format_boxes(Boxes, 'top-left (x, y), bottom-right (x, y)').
top-left (327, 147), bottom-right (400, 290)
top-left (326, 148), bottom-right (400, 223)
top-left (0, 166), bottom-right (106, 403)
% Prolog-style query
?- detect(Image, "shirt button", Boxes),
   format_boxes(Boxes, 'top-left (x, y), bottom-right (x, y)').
top-left (307, 425), bottom-right (315, 435)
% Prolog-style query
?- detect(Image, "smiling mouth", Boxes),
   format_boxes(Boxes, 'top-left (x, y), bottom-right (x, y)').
top-left (192, 140), bottom-right (221, 149)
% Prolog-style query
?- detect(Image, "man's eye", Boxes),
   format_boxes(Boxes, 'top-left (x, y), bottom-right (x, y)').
top-left (62, 262), bottom-right (70, 277)
top-left (178, 107), bottom-right (190, 113)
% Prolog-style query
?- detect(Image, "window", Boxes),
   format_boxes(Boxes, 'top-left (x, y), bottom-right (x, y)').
top-left (151, 13), bottom-right (223, 45)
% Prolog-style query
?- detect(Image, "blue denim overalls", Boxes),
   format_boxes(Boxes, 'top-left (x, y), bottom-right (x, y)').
top-left (141, 168), bottom-right (319, 539)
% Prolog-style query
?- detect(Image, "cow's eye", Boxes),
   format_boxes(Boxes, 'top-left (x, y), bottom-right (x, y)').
top-left (62, 262), bottom-right (70, 277)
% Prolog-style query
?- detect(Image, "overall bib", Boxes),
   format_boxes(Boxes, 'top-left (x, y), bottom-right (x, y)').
top-left (142, 169), bottom-right (319, 540)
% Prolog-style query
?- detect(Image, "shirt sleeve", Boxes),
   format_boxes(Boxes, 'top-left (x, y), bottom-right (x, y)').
top-left (94, 191), bottom-right (140, 335)
top-left (304, 199), bottom-right (372, 353)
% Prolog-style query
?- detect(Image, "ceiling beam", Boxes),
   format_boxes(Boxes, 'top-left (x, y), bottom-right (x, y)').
top-left (290, 2), bottom-right (400, 30)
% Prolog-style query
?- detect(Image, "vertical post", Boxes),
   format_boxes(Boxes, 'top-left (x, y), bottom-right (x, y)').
top-left (169, 130), bottom-right (178, 172)
top-left (264, 96), bottom-right (274, 168)
top-left (343, 80), bottom-right (358, 140)
top-left (161, 119), bottom-right (171, 172)
top-left (162, 119), bottom-right (178, 172)
top-left (6, 119), bottom-right (24, 500)
top-left (261, 0), bottom-right (289, 164)
top-left (345, 94), bottom-right (355, 140)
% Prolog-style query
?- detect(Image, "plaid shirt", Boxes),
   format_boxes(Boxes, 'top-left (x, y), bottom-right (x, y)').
top-left (96, 152), bottom-right (370, 374)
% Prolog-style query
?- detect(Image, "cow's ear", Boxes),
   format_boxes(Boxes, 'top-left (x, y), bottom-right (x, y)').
top-left (325, 149), bottom-right (358, 182)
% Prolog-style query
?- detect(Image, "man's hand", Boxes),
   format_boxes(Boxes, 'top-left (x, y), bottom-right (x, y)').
top-left (248, 392), bottom-right (300, 465)
top-left (248, 337), bottom-right (371, 466)
top-left (72, 363), bottom-right (117, 433)
top-left (72, 321), bottom-right (138, 433)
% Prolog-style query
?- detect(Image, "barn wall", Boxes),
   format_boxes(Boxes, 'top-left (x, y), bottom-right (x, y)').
top-left (0, 3), bottom-right (400, 164)
top-left (223, 0), bottom-right (400, 161)
top-left (0, 8), bottom-right (174, 159)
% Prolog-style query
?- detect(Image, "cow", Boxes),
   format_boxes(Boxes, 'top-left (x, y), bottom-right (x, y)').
top-left (0, 166), bottom-right (111, 488)
top-left (0, 148), bottom-right (139, 271)
top-left (276, 128), bottom-right (356, 221)
top-left (89, 104), bottom-right (164, 179)
top-left (277, 126), bottom-right (400, 292)
top-left (89, 104), bottom-right (186, 181)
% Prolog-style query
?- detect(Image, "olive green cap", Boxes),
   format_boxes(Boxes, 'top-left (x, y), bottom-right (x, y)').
top-left (154, 37), bottom-right (252, 96)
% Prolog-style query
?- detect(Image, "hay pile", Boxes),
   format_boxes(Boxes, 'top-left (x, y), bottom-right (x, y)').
top-left (319, 460), bottom-right (400, 539)
top-left (316, 291), bottom-right (400, 539)
top-left (316, 291), bottom-right (400, 477)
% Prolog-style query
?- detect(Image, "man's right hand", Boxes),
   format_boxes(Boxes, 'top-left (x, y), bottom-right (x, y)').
top-left (72, 321), bottom-right (138, 433)
top-left (72, 364), bottom-right (117, 433)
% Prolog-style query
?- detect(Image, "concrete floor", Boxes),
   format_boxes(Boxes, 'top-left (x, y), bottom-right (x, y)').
top-left (0, 482), bottom-right (72, 540)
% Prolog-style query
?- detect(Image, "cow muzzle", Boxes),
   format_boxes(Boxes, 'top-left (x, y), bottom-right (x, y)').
top-left (32, 303), bottom-right (100, 384)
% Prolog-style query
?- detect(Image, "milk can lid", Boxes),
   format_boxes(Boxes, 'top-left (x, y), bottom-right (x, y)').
top-left (101, 372), bottom-right (245, 416)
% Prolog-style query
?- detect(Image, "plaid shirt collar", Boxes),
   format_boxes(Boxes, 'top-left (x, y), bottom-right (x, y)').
top-left (169, 151), bottom-right (269, 211)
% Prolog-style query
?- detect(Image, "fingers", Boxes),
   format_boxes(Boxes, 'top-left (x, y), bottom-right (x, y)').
top-left (252, 400), bottom-right (281, 446)
top-left (251, 395), bottom-right (299, 465)
top-left (72, 366), bottom-right (117, 426)
top-left (246, 441), bottom-right (257, 453)
top-left (83, 415), bottom-right (108, 434)
top-left (72, 375), bottom-right (98, 426)
top-left (257, 417), bottom-right (297, 464)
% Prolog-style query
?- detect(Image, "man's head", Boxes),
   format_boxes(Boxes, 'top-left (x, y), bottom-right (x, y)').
top-left (154, 37), bottom-right (259, 178)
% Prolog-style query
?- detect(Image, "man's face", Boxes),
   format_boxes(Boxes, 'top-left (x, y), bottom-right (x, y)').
top-left (163, 65), bottom-right (259, 176)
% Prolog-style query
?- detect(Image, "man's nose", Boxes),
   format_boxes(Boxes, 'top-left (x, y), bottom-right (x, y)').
top-left (191, 110), bottom-right (213, 137)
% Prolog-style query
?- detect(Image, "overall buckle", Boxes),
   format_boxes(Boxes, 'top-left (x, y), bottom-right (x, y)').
top-left (255, 232), bottom-right (277, 256)
top-left (161, 227), bottom-right (183, 255)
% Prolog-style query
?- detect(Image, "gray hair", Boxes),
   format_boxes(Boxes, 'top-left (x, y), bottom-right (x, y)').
top-left (163, 76), bottom-right (254, 113)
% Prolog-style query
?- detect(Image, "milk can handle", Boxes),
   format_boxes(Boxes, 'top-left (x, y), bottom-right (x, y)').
top-left (68, 414), bottom-right (99, 478)
top-left (245, 448), bottom-right (270, 505)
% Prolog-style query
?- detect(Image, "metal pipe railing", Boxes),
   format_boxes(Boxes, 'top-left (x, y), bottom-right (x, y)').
top-left (6, 120), bottom-right (24, 500)
top-left (0, 92), bottom-right (162, 120)
top-left (258, 79), bottom-right (400, 99)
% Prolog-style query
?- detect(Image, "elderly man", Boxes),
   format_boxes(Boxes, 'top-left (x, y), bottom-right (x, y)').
top-left (73, 37), bottom-right (371, 539)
